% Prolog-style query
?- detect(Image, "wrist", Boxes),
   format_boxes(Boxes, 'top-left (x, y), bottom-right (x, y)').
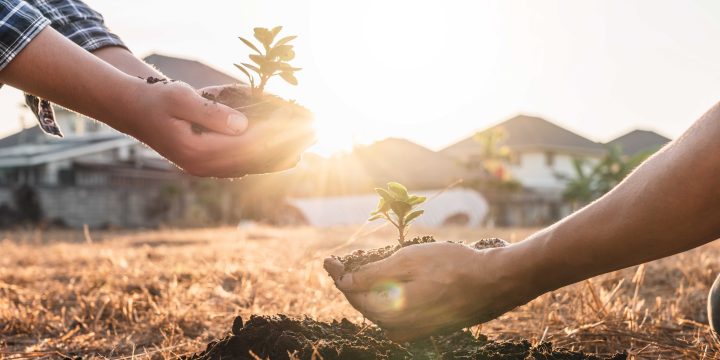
top-left (484, 239), bottom-right (551, 304)
top-left (96, 74), bottom-right (149, 135)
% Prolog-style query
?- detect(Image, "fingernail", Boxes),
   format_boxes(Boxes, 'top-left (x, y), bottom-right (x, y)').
top-left (227, 113), bottom-right (248, 134)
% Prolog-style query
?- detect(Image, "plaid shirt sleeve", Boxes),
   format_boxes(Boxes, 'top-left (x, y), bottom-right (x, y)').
top-left (17, 0), bottom-right (128, 137)
top-left (27, 0), bottom-right (126, 52)
top-left (0, 0), bottom-right (50, 71)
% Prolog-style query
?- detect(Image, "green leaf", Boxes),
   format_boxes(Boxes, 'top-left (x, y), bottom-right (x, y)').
top-left (372, 198), bottom-right (388, 213)
top-left (233, 63), bottom-right (254, 84)
top-left (279, 71), bottom-right (298, 85)
top-left (274, 35), bottom-right (297, 46)
top-left (387, 182), bottom-right (409, 200)
top-left (249, 54), bottom-right (267, 66)
top-left (253, 27), bottom-right (273, 47)
top-left (404, 210), bottom-right (424, 224)
top-left (407, 195), bottom-right (427, 206)
top-left (239, 37), bottom-right (261, 54)
top-left (390, 201), bottom-right (411, 218)
top-left (375, 188), bottom-right (394, 202)
top-left (368, 214), bottom-right (384, 221)
top-left (241, 62), bottom-right (261, 74)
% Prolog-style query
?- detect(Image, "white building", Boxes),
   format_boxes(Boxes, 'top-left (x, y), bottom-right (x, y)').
top-left (441, 115), bottom-right (607, 194)
top-left (288, 188), bottom-right (488, 228)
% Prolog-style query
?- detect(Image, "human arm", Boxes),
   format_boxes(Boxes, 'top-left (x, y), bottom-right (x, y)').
top-left (0, 26), bottom-right (315, 177)
top-left (325, 101), bottom-right (720, 341)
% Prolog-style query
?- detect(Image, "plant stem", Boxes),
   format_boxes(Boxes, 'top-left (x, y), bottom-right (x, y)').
top-left (398, 218), bottom-right (406, 245)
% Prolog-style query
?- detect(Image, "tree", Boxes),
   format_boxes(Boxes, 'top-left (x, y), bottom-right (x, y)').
top-left (559, 145), bottom-right (654, 209)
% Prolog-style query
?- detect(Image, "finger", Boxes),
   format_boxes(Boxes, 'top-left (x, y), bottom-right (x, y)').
top-left (335, 257), bottom-right (406, 293)
top-left (323, 258), bottom-right (345, 280)
top-left (174, 86), bottom-right (249, 136)
top-left (196, 124), bottom-right (315, 178)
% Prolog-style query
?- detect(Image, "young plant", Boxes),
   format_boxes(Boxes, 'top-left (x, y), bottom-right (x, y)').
top-left (236, 26), bottom-right (302, 97)
top-left (369, 182), bottom-right (426, 245)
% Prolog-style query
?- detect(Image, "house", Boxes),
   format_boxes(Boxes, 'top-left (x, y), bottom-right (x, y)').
top-left (606, 129), bottom-right (670, 156)
top-left (282, 139), bottom-right (487, 227)
top-left (284, 138), bottom-right (473, 197)
top-left (441, 115), bottom-right (608, 226)
top-left (0, 54), bottom-right (241, 228)
top-left (442, 115), bottom-right (607, 192)
top-left (287, 188), bottom-right (488, 228)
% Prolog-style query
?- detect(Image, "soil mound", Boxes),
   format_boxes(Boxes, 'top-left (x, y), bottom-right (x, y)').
top-left (184, 315), bottom-right (627, 360)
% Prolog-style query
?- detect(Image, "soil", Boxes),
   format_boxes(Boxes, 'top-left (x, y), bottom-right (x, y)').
top-left (200, 85), bottom-right (312, 126)
top-left (184, 314), bottom-right (627, 360)
top-left (333, 236), bottom-right (509, 273)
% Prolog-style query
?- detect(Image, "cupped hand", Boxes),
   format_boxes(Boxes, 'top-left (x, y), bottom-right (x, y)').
top-left (123, 81), bottom-right (314, 178)
top-left (324, 242), bottom-right (529, 342)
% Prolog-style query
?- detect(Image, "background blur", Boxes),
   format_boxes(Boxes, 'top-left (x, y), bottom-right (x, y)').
top-left (2, 0), bottom-right (720, 229)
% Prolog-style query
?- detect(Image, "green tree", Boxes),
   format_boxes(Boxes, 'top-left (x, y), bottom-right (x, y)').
top-left (559, 145), bottom-right (654, 209)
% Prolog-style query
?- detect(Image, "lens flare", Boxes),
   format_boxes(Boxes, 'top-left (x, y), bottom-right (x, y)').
top-left (372, 280), bottom-right (406, 311)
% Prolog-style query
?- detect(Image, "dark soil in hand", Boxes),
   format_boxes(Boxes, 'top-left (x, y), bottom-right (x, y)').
top-left (184, 314), bottom-right (627, 360)
top-left (334, 236), bottom-right (508, 273)
top-left (201, 85), bottom-right (311, 125)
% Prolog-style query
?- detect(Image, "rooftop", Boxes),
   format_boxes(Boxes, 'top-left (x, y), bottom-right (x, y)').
top-left (442, 115), bottom-right (607, 156)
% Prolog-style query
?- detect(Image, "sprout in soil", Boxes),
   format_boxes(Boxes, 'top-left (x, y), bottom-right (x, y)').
top-left (369, 182), bottom-right (427, 246)
top-left (236, 26), bottom-right (302, 98)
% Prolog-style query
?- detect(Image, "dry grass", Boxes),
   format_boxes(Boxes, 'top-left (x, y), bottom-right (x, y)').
top-left (1, 225), bottom-right (719, 359)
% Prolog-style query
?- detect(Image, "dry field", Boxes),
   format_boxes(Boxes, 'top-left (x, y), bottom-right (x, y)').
top-left (1, 225), bottom-right (720, 359)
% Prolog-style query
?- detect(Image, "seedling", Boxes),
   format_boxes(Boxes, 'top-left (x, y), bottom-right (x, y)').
top-left (369, 182), bottom-right (426, 245)
top-left (236, 26), bottom-right (302, 97)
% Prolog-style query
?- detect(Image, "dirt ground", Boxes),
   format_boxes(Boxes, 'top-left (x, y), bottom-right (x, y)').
top-left (1, 225), bottom-right (719, 359)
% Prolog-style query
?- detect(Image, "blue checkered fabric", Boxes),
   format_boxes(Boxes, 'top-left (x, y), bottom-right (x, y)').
top-left (0, 0), bottom-right (127, 137)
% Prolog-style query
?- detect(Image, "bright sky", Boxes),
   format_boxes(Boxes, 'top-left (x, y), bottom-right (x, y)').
top-left (2, 0), bottom-right (720, 156)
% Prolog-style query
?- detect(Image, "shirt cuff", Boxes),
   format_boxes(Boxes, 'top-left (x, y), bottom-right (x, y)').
top-left (0, 1), bottom-right (51, 71)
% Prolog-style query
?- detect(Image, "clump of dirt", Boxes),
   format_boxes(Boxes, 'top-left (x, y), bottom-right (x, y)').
top-left (200, 85), bottom-right (311, 125)
top-left (184, 314), bottom-right (627, 360)
top-left (334, 235), bottom-right (436, 272)
top-left (334, 236), bottom-right (508, 272)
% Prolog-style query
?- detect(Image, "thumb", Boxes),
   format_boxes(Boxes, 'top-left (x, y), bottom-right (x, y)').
top-left (335, 257), bottom-right (401, 293)
top-left (172, 85), bottom-right (249, 135)
top-left (323, 257), bottom-right (345, 281)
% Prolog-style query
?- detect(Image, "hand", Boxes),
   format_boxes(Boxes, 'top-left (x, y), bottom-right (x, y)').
top-left (122, 82), bottom-right (314, 178)
top-left (324, 242), bottom-right (529, 342)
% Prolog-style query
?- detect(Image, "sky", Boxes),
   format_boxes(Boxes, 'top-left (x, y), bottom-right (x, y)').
top-left (2, 0), bottom-right (720, 156)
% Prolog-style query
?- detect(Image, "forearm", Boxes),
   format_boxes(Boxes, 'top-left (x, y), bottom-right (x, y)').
top-left (0, 27), bottom-right (144, 134)
top-left (93, 46), bottom-right (164, 79)
top-left (511, 102), bottom-right (720, 295)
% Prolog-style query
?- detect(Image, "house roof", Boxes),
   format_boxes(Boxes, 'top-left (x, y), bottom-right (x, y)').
top-left (441, 115), bottom-right (607, 156)
top-left (353, 138), bottom-right (470, 188)
top-left (285, 138), bottom-right (473, 196)
top-left (0, 126), bottom-right (46, 148)
top-left (606, 129), bottom-right (670, 156)
top-left (143, 53), bottom-right (240, 88)
top-left (0, 132), bottom-right (134, 167)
